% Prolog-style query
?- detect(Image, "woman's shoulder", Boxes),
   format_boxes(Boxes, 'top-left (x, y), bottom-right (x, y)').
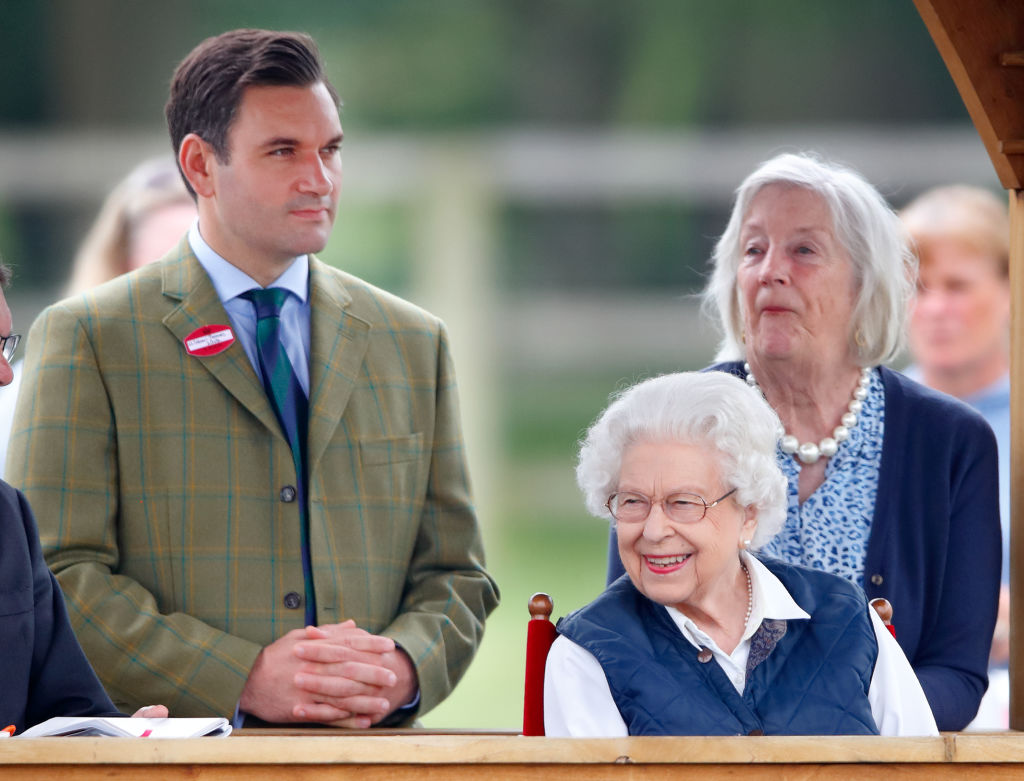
top-left (557, 576), bottom-right (661, 644)
top-left (560, 576), bottom-right (640, 625)
top-left (879, 367), bottom-right (995, 442)
top-left (881, 366), bottom-right (976, 414)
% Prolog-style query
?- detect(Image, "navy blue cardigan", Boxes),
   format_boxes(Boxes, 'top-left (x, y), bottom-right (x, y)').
top-left (606, 365), bottom-right (1001, 731)
top-left (0, 482), bottom-right (117, 731)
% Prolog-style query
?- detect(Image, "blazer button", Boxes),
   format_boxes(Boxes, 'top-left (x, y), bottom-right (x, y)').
top-left (870, 574), bottom-right (884, 586)
top-left (748, 729), bottom-right (764, 736)
top-left (283, 592), bottom-right (302, 609)
top-left (280, 485), bottom-right (297, 503)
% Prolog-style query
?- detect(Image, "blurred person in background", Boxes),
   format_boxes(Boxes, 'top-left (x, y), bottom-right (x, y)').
top-left (548, 371), bottom-right (937, 737)
top-left (901, 185), bottom-right (1011, 729)
top-left (65, 156), bottom-right (196, 297)
top-left (606, 153), bottom-right (1000, 731)
top-left (0, 157), bottom-right (195, 478)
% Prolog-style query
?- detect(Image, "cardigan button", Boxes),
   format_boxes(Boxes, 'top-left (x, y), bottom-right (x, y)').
top-left (283, 591), bottom-right (302, 609)
top-left (280, 485), bottom-right (297, 503)
top-left (697, 647), bottom-right (713, 663)
top-left (870, 573), bottom-right (883, 586)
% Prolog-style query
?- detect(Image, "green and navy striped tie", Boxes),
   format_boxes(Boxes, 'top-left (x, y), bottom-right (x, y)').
top-left (241, 287), bottom-right (316, 625)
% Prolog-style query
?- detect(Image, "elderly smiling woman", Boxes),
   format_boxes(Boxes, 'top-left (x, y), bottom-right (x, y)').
top-left (546, 371), bottom-right (937, 736)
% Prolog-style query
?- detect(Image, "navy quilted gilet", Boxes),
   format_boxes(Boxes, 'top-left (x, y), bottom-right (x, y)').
top-left (557, 556), bottom-right (879, 735)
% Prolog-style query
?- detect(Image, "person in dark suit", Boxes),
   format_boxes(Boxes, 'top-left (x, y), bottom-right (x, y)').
top-left (0, 479), bottom-right (117, 732)
top-left (0, 260), bottom-right (166, 731)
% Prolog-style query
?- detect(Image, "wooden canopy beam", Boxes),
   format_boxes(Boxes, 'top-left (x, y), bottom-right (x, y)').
top-left (914, 0), bottom-right (1024, 189)
top-left (913, 0), bottom-right (1024, 731)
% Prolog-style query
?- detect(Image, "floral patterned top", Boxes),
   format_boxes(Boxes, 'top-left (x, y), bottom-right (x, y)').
top-left (760, 368), bottom-right (885, 584)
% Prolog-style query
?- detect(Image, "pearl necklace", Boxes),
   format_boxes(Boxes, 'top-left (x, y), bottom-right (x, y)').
top-left (742, 563), bottom-right (753, 627)
top-left (744, 363), bottom-right (871, 465)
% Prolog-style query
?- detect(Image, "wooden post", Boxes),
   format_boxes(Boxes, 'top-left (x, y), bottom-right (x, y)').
top-left (410, 146), bottom-right (500, 527)
top-left (910, 0), bottom-right (1024, 732)
top-left (523, 593), bottom-right (556, 736)
top-left (1011, 190), bottom-right (1024, 730)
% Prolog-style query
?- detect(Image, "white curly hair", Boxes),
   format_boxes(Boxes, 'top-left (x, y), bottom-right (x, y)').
top-left (576, 371), bottom-right (787, 549)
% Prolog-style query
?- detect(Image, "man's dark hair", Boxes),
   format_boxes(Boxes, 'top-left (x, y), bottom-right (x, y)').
top-left (165, 29), bottom-right (338, 192)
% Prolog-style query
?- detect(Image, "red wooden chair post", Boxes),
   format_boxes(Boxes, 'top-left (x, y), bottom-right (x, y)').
top-left (870, 597), bottom-right (896, 638)
top-left (523, 592), bottom-right (556, 736)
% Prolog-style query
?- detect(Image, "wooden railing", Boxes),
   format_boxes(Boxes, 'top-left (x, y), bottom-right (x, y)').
top-left (0, 732), bottom-right (1021, 780)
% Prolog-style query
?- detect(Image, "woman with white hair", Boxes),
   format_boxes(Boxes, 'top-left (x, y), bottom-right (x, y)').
top-left (547, 371), bottom-right (936, 736)
top-left (607, 153), bottom-right (1000, 731)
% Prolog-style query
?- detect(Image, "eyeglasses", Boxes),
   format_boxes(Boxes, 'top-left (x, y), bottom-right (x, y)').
top-left (606, 488), bottom-right (737, 524)
top-left (0, 334), bottom-right (20, 362)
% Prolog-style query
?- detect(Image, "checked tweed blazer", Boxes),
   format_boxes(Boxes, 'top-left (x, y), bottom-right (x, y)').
top-left (7, 241), bottom-right (499, 718)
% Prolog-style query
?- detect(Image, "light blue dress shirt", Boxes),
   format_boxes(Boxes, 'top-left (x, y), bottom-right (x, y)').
top-left (188, 222), bottom-right (311, 397)
top-left (189, 223), bottom-right (316, 728)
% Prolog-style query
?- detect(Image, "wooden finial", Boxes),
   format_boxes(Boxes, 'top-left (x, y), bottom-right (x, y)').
top-left (529, 592), bottom-right (553, 620)
top-left (870, 597), bottom-right (893, 625)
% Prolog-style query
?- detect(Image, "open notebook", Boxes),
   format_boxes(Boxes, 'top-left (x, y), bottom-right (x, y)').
top-left (18, 717), bottom-right (231, 738)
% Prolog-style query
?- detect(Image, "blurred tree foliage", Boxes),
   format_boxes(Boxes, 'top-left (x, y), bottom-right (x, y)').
top-left (1, 0), bottom-right (963, 129)
top-left (501, 202), bottom-right (723, 291)
top-left (0, 0), bottom-right (968, 293)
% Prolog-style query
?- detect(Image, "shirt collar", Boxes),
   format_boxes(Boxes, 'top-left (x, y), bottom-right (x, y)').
top-left (742, 550), bottom-right (809, 630)
top-left (188, 221), bottom-right (309, 305)
top-left (664, 551), bottom-right (809, 644)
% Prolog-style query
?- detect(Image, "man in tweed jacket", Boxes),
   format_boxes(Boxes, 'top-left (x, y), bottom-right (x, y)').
top-left (7, 29), bottom-right (498, 726)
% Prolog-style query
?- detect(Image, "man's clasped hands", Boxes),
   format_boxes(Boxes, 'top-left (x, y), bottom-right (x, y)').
top-left (239, 620), bottom-right (418, 728)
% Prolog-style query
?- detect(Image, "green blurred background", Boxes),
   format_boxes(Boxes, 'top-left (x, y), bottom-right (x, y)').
top-left (0, 0), bottom-right (1001, 728)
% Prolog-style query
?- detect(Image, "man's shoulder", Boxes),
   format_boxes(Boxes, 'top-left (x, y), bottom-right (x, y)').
top-left (311, 260), bottom-right (443, 331)
top-left (42, 259), bottom-right (170, 323)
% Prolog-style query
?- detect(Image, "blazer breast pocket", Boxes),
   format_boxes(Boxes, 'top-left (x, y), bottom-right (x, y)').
top-left (355, 433), bottom-right (427, 511)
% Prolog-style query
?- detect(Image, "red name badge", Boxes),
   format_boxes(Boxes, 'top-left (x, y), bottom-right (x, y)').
top-left (183, 325), bottom-right (235, 357)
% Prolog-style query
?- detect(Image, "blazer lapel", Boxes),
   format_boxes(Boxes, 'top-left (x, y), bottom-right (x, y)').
top-left (160, 242), bottom-right (284, 439)
top-left (306, 258), bottom-right (369, 473)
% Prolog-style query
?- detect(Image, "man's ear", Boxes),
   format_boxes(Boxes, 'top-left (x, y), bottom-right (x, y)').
top-left (178, 133), bottom-right (217, 198)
